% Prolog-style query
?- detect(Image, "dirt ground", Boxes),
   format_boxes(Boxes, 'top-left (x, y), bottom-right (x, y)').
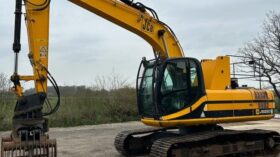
top-left (1, 119), bottom-right (280, 157)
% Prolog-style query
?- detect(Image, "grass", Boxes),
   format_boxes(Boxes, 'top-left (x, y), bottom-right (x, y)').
top-left (0, 87), bottom-right (139, 131)
top-left (49, 87), bottom-right (139, 127)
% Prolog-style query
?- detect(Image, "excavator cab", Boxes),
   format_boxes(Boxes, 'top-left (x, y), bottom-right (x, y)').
top-left (137, 57), bottom-right (205, 118)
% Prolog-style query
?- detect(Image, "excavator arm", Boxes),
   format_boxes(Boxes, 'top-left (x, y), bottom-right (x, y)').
top-left (69, 0), bottom-right (184, 58)
top-left (12, 0), bottom-right (50, 97)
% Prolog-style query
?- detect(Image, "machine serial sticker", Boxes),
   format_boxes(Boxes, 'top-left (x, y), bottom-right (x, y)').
top-left (40, 46), bottom-right (48, 58)
top-left (259, 109), bottom-right (272, 115)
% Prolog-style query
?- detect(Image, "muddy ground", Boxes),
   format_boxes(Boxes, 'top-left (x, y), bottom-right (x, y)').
top-left (1, 119), bottom-right (280, 157)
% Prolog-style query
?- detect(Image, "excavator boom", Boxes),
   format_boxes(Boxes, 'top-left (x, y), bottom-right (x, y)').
top-left (69, 0), bottom-right (184, 58)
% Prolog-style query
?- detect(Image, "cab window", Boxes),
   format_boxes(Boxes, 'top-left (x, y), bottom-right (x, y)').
top-left (159, 59), bottom-right (200, 115)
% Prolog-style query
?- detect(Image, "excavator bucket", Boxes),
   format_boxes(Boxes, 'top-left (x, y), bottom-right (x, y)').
top-left (1, 135), bottom-right (56, 157)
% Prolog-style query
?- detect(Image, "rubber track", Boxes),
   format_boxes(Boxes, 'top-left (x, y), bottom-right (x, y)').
top-left (150, 129), bottom-right (279, 157)
top-left (114, 127), bottom-right (165, 155)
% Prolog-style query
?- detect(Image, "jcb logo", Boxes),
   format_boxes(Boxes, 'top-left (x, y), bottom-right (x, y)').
top-left (142, 18), bottom-right (154, 33)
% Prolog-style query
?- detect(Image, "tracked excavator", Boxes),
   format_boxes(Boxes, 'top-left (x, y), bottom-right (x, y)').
top-left (1, 0), bottom-right (280, 156)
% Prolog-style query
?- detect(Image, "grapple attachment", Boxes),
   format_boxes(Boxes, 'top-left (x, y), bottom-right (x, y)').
top-left (1, 135), bottom-right (56, 157)
top-left (1, 92), bottom-right (57, 157)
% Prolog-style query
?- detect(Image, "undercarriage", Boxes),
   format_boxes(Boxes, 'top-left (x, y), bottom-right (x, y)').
top-left (115, 125), bottom-right (280, 157)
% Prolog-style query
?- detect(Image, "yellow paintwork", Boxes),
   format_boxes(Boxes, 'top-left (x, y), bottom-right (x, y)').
top-left (141, 115), bottom-right (273, 127)
top-left (161, 96), bottom-right (208, 120)
top-left (14, 84), bottom-right (24, 97)
top-left (201, 56), bottom-right (231, 90)
top-left (207, 89), bottom-right (255, 101)
top-left (205, 103), bottom-right (255, 111)
top-left (13, 0), bottom-right (50, 96)
top-left (19, 75), bottom-right (35, 81)
top-left (205, 103), bottom-right (274, 111)
top-left (158, 89), bottom-right (274, 124)
top-left (25, 0), bottom-right (50, 93)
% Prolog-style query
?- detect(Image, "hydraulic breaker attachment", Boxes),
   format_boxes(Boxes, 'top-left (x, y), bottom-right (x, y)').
top-left (1, 134), bottom-right (56, 157)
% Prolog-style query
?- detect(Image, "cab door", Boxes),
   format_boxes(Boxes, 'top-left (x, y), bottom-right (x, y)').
top-left (157, 58), bottom-right (206, 117)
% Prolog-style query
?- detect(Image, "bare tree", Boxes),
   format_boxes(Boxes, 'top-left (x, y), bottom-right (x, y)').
top-left (108, 70), bottom-right (129, 90)
top-left (92, 70), bottom-right (130, 91)
top-left (93, 75), bottom-right (107, 91)
top-left (0, 73), bottom-right (12, 106)
top-left (239, 11), bottom-right (280, 98)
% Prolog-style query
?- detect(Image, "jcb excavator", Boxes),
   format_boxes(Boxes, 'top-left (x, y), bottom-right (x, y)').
top-left (1, 0), bottom-right (280, 156)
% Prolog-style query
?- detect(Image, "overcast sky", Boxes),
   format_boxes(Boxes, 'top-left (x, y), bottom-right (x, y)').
top-left (0, 0), bottom-right (280, 88)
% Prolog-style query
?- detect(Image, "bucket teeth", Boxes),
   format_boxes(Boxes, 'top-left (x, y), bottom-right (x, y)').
top-left (1, 135), bottom-right (56, 157)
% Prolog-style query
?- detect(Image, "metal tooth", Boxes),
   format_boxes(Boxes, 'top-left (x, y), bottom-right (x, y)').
top-left (1, 136), bottom-right (57, 157)
top-left (51, 144), bottom-right (53, 157)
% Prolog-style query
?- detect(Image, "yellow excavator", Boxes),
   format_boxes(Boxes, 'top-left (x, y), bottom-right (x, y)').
top-left (1, 0), bottom-right (280, 156)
